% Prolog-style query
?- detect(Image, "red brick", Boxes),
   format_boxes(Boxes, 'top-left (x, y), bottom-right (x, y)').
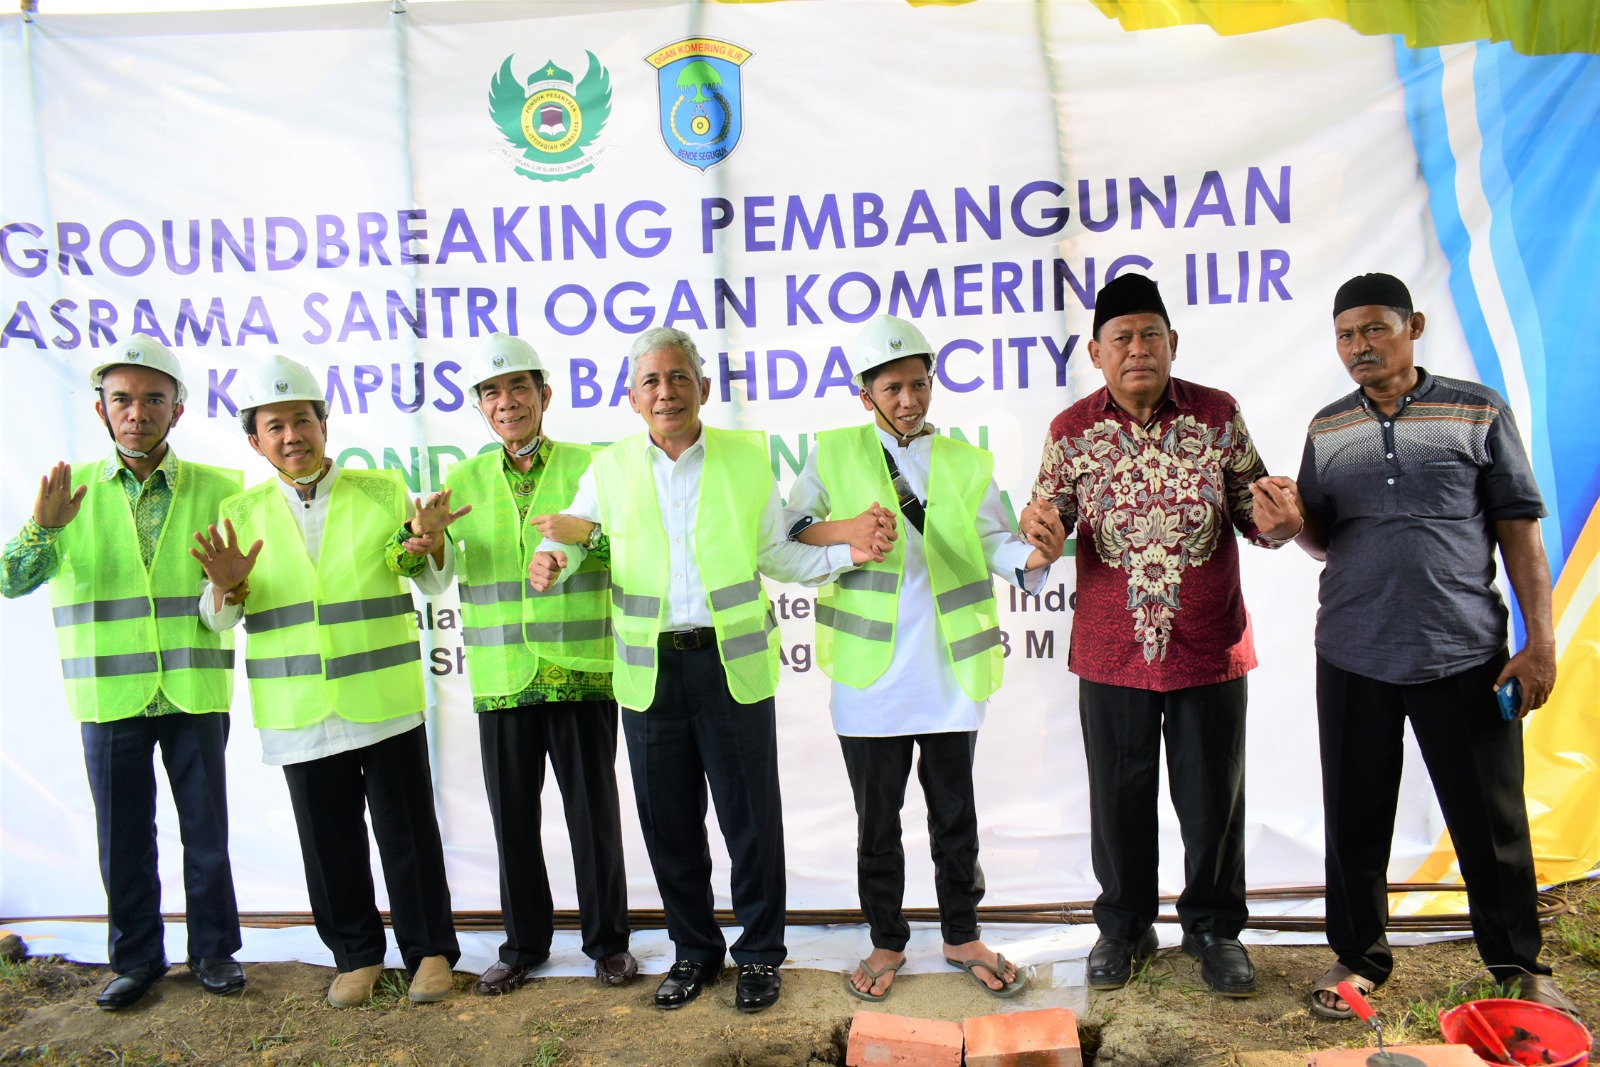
top-left (964, 1008), bottom-right (1082, 1067)
top-left (1306, 1045), bottom-right (1486, 1067)
top-left (844, 1010), bottom-right (963, 1067)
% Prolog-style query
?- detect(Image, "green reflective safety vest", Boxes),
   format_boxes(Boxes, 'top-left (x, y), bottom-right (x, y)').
top-left (443, 442), bottom-right (612, 701)
top-left (592, 427), bottom-right (779, 711)
top-left (813, 425), bottom-right (1004, 701)
top-left (221, 469), bottom-right (423, 730)
top-left (48, 459), bottom-right (242, 723)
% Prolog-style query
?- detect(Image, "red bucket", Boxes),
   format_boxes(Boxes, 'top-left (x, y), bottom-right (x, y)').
top-left (1439, 998), bottom-right (1592, 1067)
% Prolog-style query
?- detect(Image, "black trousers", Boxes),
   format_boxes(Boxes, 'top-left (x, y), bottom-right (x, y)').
top-left (1079, 676), bottom-right (1249, 940)
top-left (838, 731), bottom-right (983, 951)
top-left (81, 712), bottom-right (241, 973)
top-left (478, 700), bottom-right (630, 966)
top-left (1317, 652), bottom-right (1549, 982)
top-left (619, 645), bottom-right (786, 967)
top-left (281, 723), bottom-right (460, 974)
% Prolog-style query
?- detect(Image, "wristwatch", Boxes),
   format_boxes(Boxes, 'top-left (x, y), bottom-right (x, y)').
top-left (586, 523), bottom-right (604, 550)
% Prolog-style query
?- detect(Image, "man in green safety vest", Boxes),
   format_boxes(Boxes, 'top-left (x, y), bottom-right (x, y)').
top-left (788, 314), bottom-right (1065, 1002)
top-left (438, 333), bottom-right (636, 995)
top-left (528, 327), bottom-right (885, 1014)
top-left (191, 354), bottom-right (466, 1009)
top-left (2, 334), bottom-right (246, 1010)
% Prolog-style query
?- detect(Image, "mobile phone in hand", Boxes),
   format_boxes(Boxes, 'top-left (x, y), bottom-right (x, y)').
top-left (1496, 677), bottom-right (1523, 720)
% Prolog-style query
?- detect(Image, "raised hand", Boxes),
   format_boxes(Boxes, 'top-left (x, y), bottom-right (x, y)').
top-left (190, 519), bottom-right (263, 596)
top-left (411, 489), bottom-right (471, 538)
top-left (1249, 476), bottom-right (1303, 540)
top-left (528, 550), bottom-right (568, 592)
top-left (532, 513), bottom-right (597, 547)
top-left (34, 462), bottom-right (87, 529)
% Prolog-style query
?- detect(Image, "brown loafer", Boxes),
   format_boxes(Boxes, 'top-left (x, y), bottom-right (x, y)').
top-left (474, 959), bottom-right (534, 996)
top-left (594, 951), bottom-right (638, 986)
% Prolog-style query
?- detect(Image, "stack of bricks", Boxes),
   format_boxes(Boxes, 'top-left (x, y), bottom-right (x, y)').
top-left (844, 1008), bottom-right (1081, 1067)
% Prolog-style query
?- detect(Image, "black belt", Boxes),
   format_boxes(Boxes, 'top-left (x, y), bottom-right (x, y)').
top-left (658, 627), bottom-right (717, 651)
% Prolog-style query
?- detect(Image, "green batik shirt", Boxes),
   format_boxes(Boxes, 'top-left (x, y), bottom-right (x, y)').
top-left (1, 450), bottom-right (184, 716)
top-left (470, 442), bottom-right (613, 712)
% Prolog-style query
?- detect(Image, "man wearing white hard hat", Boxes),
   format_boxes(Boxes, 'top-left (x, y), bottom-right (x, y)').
top-left (438, 333), bottom-right (636, 995)
top-left (2, 334), bottom-right (246, 1010)
top-left (527, 327), bottom-right (883, 1014)
top-left (192, 354), bottom-right (465, 1008)
top-left (787, 314), bottom-right (1064, 1002)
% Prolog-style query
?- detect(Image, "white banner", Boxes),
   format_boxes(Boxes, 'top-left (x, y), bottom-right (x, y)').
top-left (0, 0), bottom-right (1489, 923)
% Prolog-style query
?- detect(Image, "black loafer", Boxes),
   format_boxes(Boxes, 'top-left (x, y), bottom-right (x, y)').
top-left (595, 951), bottom-right (639, 987)
top-left (1182, 930), bottom-right (1257, 997)
top-left (188, 956), bottom-right (246, 996)
top-left (654, 960), bottom-right (715, 1009)
top-left (1087, 927), bottom-right (1158, 990)
top-left (735, 963), bottom-right (781, 1013)
top-left (96, 961), bottom-right (169, 1010)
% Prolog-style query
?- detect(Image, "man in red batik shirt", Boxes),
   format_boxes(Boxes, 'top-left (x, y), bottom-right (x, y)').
top-left (1022, 273), bottom-right (1300, 999)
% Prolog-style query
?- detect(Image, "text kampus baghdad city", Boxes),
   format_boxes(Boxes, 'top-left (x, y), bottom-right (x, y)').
top-left (3, 169), bottom-right (1295, 367)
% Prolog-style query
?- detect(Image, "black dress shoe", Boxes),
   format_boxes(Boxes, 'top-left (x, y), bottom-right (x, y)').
top-left (1087, 927), bottom-right (1158, 990)
top-left (188, 957), bottom-right (246, 996)
top-left (475, 959), bottom-right (536, 996)
top-left (735, 963), bottom-right (781, 1013)
top-left (654, 960), bottom-right (715, 1009)
top-left (96, 962), bottom-right (168, 1010)
top-left (1182, 930), bottom-right (1257, 997)
top-left (594, 951), bottom-right (639, 986)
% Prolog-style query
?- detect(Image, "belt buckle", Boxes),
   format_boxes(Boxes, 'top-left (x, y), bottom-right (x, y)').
top-left (670, 628), bottom-right (705, 651)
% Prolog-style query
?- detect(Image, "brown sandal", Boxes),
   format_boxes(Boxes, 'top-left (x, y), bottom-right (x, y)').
top-left (1309, 962), bottom-right (1376, 1020)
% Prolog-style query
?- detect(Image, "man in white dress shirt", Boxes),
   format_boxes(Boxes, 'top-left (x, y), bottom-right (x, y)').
top-left (192, 354), bottom-right (466, 1008)
top-left (528, 328), bottom-right (882, 1013)
top-left (788, 314), bottom-right (1063, 1001)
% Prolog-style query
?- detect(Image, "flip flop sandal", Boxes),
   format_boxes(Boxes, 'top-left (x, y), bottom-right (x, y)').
top-left (946, 953), bottom-right (1028, 999)
top-left (844, 957), bottom-right (906, 1002)
top-left (1309, 963), bottom-right (1376, 1020)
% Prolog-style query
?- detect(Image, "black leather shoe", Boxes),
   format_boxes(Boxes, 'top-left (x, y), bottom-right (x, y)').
top-left (1182, 930), bottom-right (1257, 997)
top-left (474, 959), bottom-right (537, 996)
top-left (735, 963), bottom-right (781, 1013)
top-left (1087, 927), bottom-right (1158, 990)
top-left (595, 951), bottom-right (638, 986)
top-left (654, 960), bottom-right (715, 1009)
top-left (188, 956), bottom-right (246, 996)
top-left (96, 962), bottom-right (168, 1010)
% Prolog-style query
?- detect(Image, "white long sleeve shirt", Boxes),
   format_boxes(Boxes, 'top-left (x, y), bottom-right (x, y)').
top-left (786, 425), bottom-right (1048, 737)
top-left (201, 465), bottom-right (454, 766)
top-left (539, 426), bottom-right (854, 629)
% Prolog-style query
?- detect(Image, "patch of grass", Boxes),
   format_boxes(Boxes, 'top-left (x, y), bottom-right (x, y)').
top-left (1381, 974), bottom-right (1511, 1046)
top-left (1550, 915), bottom-right (1600, 966)
top-left (525, 1018), bottom-right (568, 1067)
top-left (0, 956), bottom-right (31, 983)
top-left (366, 968), bottom-right (411, 1009)
top-left (248, 1018), bottom-right (295, 1052)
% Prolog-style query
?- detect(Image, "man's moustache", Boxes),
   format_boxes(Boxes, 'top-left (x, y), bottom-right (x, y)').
top-left (1346, 354), bottom-right (1382, 369)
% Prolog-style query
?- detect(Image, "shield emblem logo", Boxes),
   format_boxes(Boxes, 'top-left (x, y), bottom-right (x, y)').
top-left (274, 380), bottom-right (289, 395)
top-left (646, 38), bottom-right (751, 172)
top-left (493, 355), bottom-right (507, 369)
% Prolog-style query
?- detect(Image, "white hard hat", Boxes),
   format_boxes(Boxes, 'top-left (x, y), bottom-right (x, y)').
top-left (466, 333), bottom-right (546, 395)
top-left (850, 315), bottom-right (934, 388)
top-left (90, 333), bottom-right (188, 404)
top-left (236, 354), bottom-right (324, 413)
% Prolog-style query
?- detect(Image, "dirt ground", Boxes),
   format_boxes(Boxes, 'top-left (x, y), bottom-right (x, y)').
top-left (3, 880), bottom-right (1596, 1067)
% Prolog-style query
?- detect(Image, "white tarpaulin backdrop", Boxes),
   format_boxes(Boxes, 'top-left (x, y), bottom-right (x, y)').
top-left (0, 0), bottom-right (1504, 929)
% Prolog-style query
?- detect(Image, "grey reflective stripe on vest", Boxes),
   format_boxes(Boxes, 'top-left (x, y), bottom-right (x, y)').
top-left (53, 596), bottom-right (150, 626)
top-left (611, 584), bottom-right (661, 620)
top-left (614, 630), bottom-right (655, 668)
top-left (162, 647), bottom-right (235, 670)
top-left (245, 601), bottom-right (316, 633)
top-left (463, 622), bottom-right (524, 647)
top-left (936, 579), bottom-right (994, 615)
top-left (720, 613), bottom-right (777, 661)
top-left (60, 651), bottom-right (160, 679)
top-left (527, 568), bottom-right (608, 598)
top-left (153, 596), bottom-right (198, 618)
top-left (245, 654), bottom-right (322, 679)
top-left (815, 603), bottom-right (893, 643)
top-left (320, 593), bottom-right (414, 626)
top-left (525, 618), bottom-right (611, 642)
top-left (325, 642), bottom-right (420, 681)
top-left (838, 568), bottom-right (898, 593)
top-left (708, 577), bottom-right (762, 613)
top-left (459, 580), bottom-right (522, 606)
top-left (950, 627), bottom-right (1002, 662)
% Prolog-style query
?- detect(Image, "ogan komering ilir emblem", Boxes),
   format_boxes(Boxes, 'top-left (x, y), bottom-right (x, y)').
top-left (488, 52), bottom-right (612, 182)
top-left (646, 37), bottom-right (750, 172)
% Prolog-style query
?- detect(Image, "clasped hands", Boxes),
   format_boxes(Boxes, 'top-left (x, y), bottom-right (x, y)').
top-left (1017, 498), bottom-right (1067, 568)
